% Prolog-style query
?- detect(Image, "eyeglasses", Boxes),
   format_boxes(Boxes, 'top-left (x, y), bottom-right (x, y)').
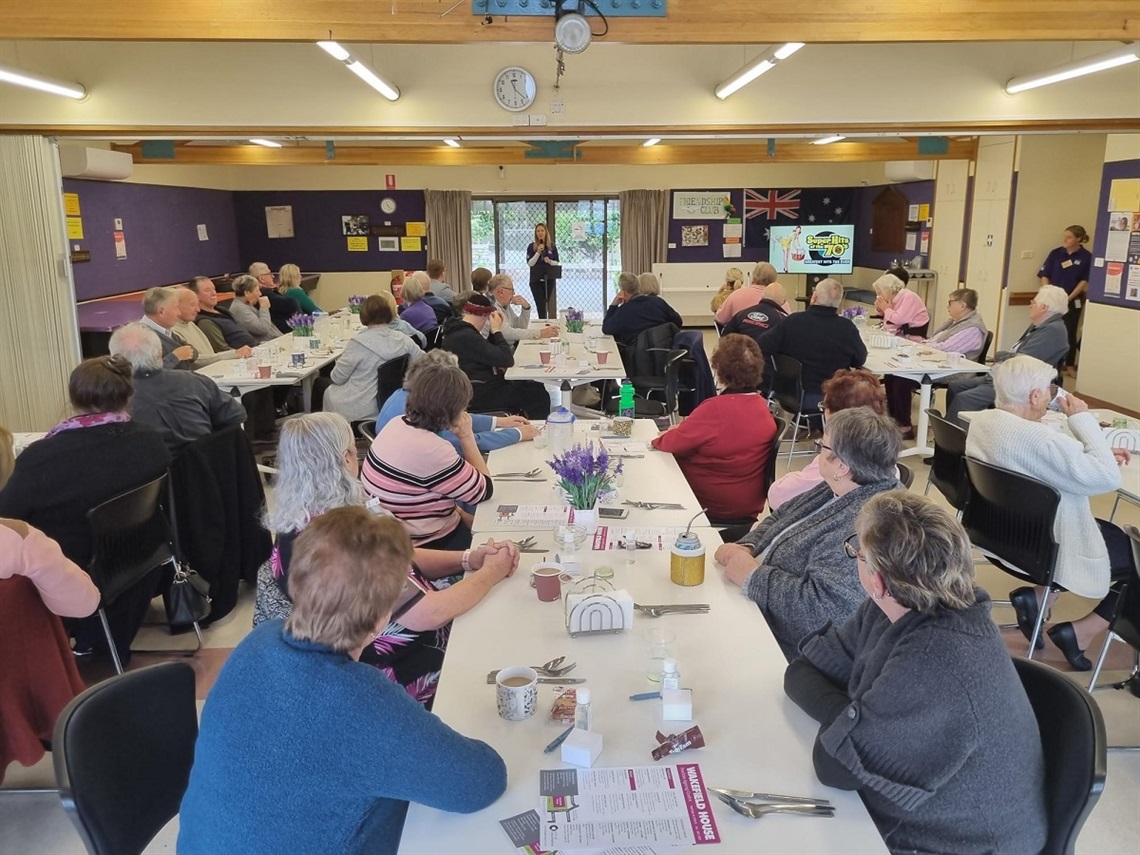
top-left (813, 438), bottom-right (832, 453)
top-left (843, 533), bottom-right (865, 561)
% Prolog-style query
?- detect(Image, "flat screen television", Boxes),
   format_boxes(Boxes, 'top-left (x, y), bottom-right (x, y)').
top-left (769, 224), bottom-right (854, 275)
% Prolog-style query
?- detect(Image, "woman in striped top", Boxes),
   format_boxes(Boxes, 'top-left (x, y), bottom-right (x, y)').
top-left (361, 356), bottom-right (492, 550)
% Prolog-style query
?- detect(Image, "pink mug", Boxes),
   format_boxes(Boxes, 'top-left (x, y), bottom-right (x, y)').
top-left (539, 350), bottom-right (552, 365)
top-left (257, 364), bottom-right (272, 379)
top-left (596, 351), bottom-right (609, 365)
top-left (530, 563), bottom-right (562, 602)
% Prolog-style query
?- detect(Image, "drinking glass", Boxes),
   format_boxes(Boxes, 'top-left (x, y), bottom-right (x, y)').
top-left (645, 628), bottom-right (676, 682)
top-left (624, 531), bottom-right (638, 566)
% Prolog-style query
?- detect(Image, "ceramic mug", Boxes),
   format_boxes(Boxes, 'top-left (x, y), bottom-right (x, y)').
top-left (496, 666), bottom-right (538, 721)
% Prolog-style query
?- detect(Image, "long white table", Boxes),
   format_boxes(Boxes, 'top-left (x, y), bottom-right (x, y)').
top-left (507, 327), bottom-right (626, 408)
top-left (474, 420), bottom-right (710, 530)
top-left (398, 526), bottom-right (887, 854)
top-left (861, 341), bottom-right (989, 459)
top-left (960, 407), bottom-right (1140, 515)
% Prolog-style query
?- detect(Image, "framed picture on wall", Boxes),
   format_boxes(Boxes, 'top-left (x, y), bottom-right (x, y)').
top-left (342, 215), bottom-right (371, 236)
top-left (378, 236), bottom-right (399, 252)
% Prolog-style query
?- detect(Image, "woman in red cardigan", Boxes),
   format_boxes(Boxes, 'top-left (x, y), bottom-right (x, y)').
top-left (651, 334), bottom-right (777, 523)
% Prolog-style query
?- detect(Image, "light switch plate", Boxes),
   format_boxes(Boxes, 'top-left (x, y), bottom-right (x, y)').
top-left (114, 218), bottom-right (123, 230)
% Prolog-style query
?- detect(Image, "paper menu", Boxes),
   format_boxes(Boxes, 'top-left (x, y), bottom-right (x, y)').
top-left (495, 504), bottom-right (575, 527)
top-left (538, 764), bottom-right (720, 850)
top-left (499, 810), bottom-right (669, 855)
top-left (591, 527), bottom-right (684, 551)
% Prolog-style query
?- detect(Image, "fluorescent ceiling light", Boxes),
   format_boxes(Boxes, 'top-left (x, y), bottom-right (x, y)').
top-left (316, 41), bottom-right (351, 61)
top-left (715, 43), bottom-right (806, 100)
top-left (643, 138), bottom-right (661, 147)
top-left (249, 138), bottom-right (282, 148)
top-left (346, 60), bottom-right (401, 101)
top-left (1005, 43), bottom-right (1139, 94)
top-left (0, 65), bottom-right (86, 99)
top-left (812, 135), bottom-right (846, 145)
top-left (443, 138), bottom-right (460, 148)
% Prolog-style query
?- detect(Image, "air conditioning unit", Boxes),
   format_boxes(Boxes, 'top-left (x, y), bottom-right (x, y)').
top-left (58, 146), bottom-right (134, 180)
top-left (884, 160), bottom-right (935, 183)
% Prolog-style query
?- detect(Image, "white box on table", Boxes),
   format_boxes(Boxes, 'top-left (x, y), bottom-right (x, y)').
top-left (561, 728), bottom-right (604, 767)
top-left (661, 688), bottom-right (693, 722)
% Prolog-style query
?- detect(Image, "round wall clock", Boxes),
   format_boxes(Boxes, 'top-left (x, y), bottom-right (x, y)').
top-left (380, 197), bottom-right (397, 214)
top-left (493, 67), bottom-right (537, 113)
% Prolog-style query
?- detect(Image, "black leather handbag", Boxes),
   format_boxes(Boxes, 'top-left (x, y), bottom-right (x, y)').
top-left (165, 562), bottom-right (212, 626)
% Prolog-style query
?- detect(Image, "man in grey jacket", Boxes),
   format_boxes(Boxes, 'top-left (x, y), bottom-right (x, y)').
top-left (945, 284), bottom-right (1069, 425)
top-left (489, 274), bottom-right (558, 346)
top-left (110, 323), bottom-right (246, 452)
top-left (139, 286), bottom-right (197, 370)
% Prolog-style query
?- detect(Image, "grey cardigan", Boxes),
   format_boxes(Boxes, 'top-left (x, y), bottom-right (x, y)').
top-left (228, 299), bottom-right (282, 344)
top-left (738, 479), bottom-right (899, 659)
top-left (325, 326), bottom-right (423, 423)
top-left (794, 593), bottom-right (1047, 854)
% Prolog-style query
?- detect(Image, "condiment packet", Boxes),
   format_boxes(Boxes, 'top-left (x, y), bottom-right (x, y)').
top-left (550, 687), bottom-right (578, 724)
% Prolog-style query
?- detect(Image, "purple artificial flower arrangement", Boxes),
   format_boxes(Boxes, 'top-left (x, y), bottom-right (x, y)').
top-left (287, 313), bottom-right (315, 336)
top-left (564, 306), bottom-right (585, 333)
top-left (548, 443), bottom-right (623, 509)
top-left (348, 295), bottom-right (367, 314)
top-left (841, 306), bottom-right (867, 320)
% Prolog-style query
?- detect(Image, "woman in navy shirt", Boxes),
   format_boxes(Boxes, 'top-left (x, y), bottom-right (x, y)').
top-left (1037, 224), bottom-right (1092, 373)
top-left (526, 222), bottom-right (560, 319)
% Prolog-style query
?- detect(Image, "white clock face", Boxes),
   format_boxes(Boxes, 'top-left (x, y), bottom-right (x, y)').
top-left (380, 197), bottom-right (397, 214)
top-left (494, 67), bottom-right (536, 112)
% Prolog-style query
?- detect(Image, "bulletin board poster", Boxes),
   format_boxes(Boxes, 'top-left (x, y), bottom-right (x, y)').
top-left (1090, 161), bottom-right (1140, 310)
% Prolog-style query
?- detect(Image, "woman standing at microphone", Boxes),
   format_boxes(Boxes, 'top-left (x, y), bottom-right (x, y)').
top-left (526, 222), bottom-right (560, 320)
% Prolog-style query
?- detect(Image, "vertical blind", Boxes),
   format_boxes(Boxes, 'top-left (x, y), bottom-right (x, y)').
top-left (0, 135), bottom-right (81, 431)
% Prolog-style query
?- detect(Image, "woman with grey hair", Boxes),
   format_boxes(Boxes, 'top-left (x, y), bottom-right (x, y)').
top-left (785, 492), bottom-right (1048, 854)
top-left (965, 354), bottom-right (1132, 670)
top-left (255, 412), bottom-right (519, 705)
top-left (637, 271), bottom-right (661, 296)
top-left (872, 272), bottom-right (929, 335)
top-left (398, 273), bottom-right (442, 333)
top-left (229, 274), bottom-right (282, 343)
top-left (715, 407), bottom-right (903, 659)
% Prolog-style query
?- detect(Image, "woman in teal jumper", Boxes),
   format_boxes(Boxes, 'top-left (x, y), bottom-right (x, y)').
top-left (278, 262), bottom-right (321, 314)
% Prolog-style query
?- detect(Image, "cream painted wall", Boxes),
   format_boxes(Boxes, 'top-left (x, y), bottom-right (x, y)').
top-left (2, 41), bottom-right (1138, 130)
top-left (926, 160), bottom-right (971, 328)
top-left (964, 137), bottom-right (1016, 348)
top-left (1104, 134), bottom-right (1140, 162)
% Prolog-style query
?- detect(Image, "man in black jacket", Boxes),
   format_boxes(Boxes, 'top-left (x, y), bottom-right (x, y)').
top-left (602, 271), bottom-right (684, 348)
top-left (441, 294), bottom-right (551, 419)
top-left (757, 278), bottom-right (867, 412)
top-left (723, 281), bottom-right (789, 396)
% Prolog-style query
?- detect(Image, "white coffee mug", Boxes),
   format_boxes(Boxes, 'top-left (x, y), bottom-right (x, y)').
top-left (496, 666), bottom-right (538, 721)
top-left (947, 351), bottom-right (963, 367)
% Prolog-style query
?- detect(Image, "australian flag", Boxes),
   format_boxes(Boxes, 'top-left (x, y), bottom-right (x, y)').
top-left (743, 187), bottom-right (855, 253)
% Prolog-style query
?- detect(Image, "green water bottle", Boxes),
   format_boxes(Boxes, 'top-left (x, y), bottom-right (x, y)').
top-left (618, 382), bottom-right (635, 419)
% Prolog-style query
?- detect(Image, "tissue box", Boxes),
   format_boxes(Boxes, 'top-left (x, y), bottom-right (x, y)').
top-left (661, 689), bottom-right (693, 722)
top-left (566, 589), bottom-right (634, 635)
top-left (561, 728), bottom-right (604, 768)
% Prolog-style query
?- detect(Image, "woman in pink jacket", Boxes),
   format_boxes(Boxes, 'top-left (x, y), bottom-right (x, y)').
top-left (873, 273), bottom-right (929, 335)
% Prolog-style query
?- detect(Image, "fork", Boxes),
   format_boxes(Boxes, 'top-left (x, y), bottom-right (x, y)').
top-left (494, 468), bottom-right (542, 478)
top-left (715, 794), bottom-right (835, 820)
top-left (634, 604), bottom-right (710, 617)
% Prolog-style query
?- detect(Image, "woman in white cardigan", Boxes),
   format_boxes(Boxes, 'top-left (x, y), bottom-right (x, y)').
top-left (964, 354), bottom-right (1133, 670)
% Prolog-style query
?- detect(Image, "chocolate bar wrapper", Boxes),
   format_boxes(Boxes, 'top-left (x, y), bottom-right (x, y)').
top-left (651, 725), bottom-right (705, 761)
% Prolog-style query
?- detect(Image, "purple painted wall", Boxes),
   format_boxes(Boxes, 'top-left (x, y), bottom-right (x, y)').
top-left (1088, 158), bottom-right (1140, 310)
top-left (65, 178), bottom-right (241, 301)
top-left (850, 180), bottom-right (936, 271)
top-left (232, 190), bottom-right (427, 273)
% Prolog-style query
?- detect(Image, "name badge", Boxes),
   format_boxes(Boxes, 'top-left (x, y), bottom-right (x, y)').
top-left (1061, 259), bottom-right (1073, 268)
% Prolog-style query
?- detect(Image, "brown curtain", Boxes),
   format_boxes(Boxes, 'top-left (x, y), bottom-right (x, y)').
top-left (618, 190), bottom-right (669, 276)
top-left (424, 190), bottom-right (472, 291)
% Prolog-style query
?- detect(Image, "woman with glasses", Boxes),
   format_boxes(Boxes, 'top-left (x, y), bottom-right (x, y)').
top-left (784, 491), bottom-right (1047, 854)
top-left (884, 288), bottom-right (988, 439)
top-left (715, 407), bottom-right (903, 659)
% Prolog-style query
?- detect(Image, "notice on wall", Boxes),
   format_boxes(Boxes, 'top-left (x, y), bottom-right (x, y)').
top-left (114, 231), bottom-right (127, 259)
top-left (342, 215), bottom-right (370, 236)
top-left (1105, 262), bottom-right (1124, 296)
top-left (66, 217), bottom-right (84, 240)
top-left (722, 221), bottom-right (742, 240)
top-left (1127, 265), bottom-right (1140, 302)
top-left (672, 191), bottom-right (732, 220)
top-left (1108, 178), bottom-right (1140, 212)
top-left (378, 237), bottom-right (399, 252)
top-left (905, 232), bottom-right (917, 251)
top-left (346, 236), bottom-right (369, 252)
top-left (919, 230), bottom-right (930, 254)
top-left (405, 221), bottom-right (427, 238)
top-left (265, 205), bottom-right (294, 239)
top-left (197, 224), bottom-right (209, 241)
top-left (917, 203), bottom-right (930, 221)
top-left (401, 236), bottom-right (422, 252)
top-left (1106, 212), bottom-right (1132, 262)
top-left (722, 242), bottom-right (741, 258)
top-left (907, 203), bottom-right (920, 221)
top-left (63, 192), bottom-right (81, 216)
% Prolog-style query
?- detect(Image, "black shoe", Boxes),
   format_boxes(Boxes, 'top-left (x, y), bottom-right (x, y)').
top-left (921, 455), bottom-right (934, 465)
top-left (1009, 587), bottom-right (1045, 650)
top-left (1047, 622), bottom-right (1092, 672)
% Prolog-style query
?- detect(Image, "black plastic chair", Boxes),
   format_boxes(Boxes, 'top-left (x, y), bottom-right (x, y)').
top-left (923, 407), bottom-right (969, 512)
top-left (87, 474), bottom-right (199, 674)
top-left (977, 329), bottom-right (995, 363)
top-left (1013, 657), bottom-right (1107, 855)
top-left (377, 353), bottom-right (411, 410)
top-left (762, 416), bottom-right (789, 496)
top-left (53, 662), bottom-right (198, 855)
top-left (1088, 525), bottom-right (1140, 694)
top-left (661, 348), bottom-right (693, 427)
top-left (961, 458), bottom-right (1062, 658)
top-left (768, 354), bottom-right (815, 466)
top-left (896, 462), bottom-right (914, 489)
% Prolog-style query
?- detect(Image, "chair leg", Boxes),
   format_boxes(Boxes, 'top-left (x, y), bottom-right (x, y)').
top-left (1025, 594), bottom-right (1048, 660)
top-left (923, 477), bottom-right (932, 496)
top-left (98, 607), bottom-right (124, 675)
top-left (1088, 631), bottom-right (1116, 691)
top-left (785, 417), bottom-right (800, 467)
top-left (1108, 495), bottom-right (1121, 523)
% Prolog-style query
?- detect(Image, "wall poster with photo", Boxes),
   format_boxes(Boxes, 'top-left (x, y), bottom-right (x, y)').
top-left (342, 215), bottom-right (371, 236)
top-left (681, 225), bottom-right (709, 247)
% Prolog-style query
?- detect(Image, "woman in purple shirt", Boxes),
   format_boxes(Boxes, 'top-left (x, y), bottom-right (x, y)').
top-left (1037, 224), bottom-right (1092, 374)
top-left (398, 275), bottom-right (440, 334)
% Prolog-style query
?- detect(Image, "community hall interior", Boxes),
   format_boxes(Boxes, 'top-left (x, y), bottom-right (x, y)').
top-left (1, 1), bottom-right (1140, 853)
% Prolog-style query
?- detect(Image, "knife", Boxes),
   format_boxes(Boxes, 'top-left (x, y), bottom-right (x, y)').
top-left (711, 787), bottom-right (832, 806)
top-left (486, 676), bottom-right (586, 685)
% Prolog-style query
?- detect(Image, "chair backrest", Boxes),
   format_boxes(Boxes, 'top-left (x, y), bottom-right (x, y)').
top-left (662, 349), bottom-right (690, 418)
top-left (620, 322), bottom-right (678, 379)
top-left (979, 329), bottom-right (995, 363)
top-left (926, 407), bottom-right (970, 510)
top-left (376, 353), bottom-right (412, 409)
top-left (896, 462), bottom-right (914, 489)
top-left (53, 662), bottom-right (198, 855)
top-left (762, 416), bottom-right (788, 494)
top-left (86, 475), bottom-right (175, 606)
top-left (962, 458), bottom-right (1061, 586)
top-left (1012, 657), bottom-right (1107, 855)
top-left (1108, 525), bottom-right (1140, 652)
top-left (898, 321), bottom-right (930, 338)
top-left (769, 354), bottom-right (805, 416)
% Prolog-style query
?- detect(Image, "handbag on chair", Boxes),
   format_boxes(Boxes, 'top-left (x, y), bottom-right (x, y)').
top-left (165, 561), bottom-right (212, 626)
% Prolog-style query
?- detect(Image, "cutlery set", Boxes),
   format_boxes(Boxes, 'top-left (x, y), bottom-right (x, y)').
top-left (710, 787), bottom-right (835, 820)
top-left (622, 500), bottom-right (685, 510)
top-left (514, 536), bottom-right (547, 554)
top-left (486, 656), bottom-right (581, 684)
top-left (633, 603), bottom-right (710, 617)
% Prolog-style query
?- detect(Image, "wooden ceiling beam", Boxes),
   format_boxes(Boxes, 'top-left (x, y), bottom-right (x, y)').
top-left (111, 139), bottom-right (980, 165)
top-left (1, 0), bottom-right (1136, 43)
